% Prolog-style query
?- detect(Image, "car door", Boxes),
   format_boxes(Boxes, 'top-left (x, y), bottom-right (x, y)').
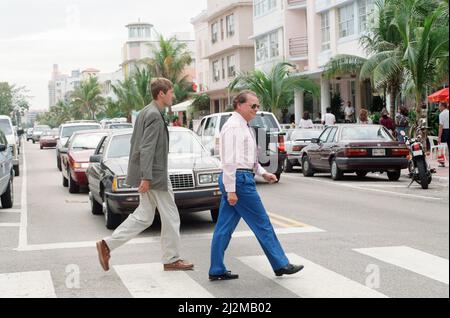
top-left (309, 127), bottom-right (332, 169)
top-left (319, 127), bottom-right (338, 170)
top-left (87, 136), bottom-right (108, 202)
top-left (202, 116), bottom-right (218, 155)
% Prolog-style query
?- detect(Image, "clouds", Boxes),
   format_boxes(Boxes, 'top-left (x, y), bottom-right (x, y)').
top-left (0, 0), bottom-right (206, 109)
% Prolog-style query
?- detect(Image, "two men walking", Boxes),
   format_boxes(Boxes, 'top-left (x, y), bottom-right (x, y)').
top-left (96, 81), bottom-right (303, 281)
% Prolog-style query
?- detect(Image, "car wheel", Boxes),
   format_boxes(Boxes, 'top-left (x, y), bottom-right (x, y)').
top-left (302, 156), bottom-right (314, 177)
top-left (89, 192), bottom-right (103, 215)
top-left (68, 169), bottom-right (79, 193)
top-left (210, 209), bottom-right (219, 223)
top-left (62, 173), bottom-right (68, 187)
top-left (40, 145), bottom-right (43, 150)
top-left (284, 158), bottom-right (293, 173)
top-left (32, 140), bottom-right (35, 144)
top-left (387, 170), bottom-right (401, 181)
top-left (13, 165), bottom-right (19, 177)
top-left (103, 196), bottom-right (122, 230)
top-left (0, 176), bottom-right (13, 209)
top-left (331, 158), bottom-right (343, 181)
top-left (57, 154), bottom-right (62, 171)
top-left (356, 171), bottom-right (368, 178)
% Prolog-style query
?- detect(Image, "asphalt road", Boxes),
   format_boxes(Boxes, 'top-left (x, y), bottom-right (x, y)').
top-left (0, 140), bottom-right (448, 298)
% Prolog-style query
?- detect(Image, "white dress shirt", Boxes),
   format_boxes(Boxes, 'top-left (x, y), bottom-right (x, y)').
top-left (299, 119), bottom-right (314, 129)
top-left (439, 109), bottom-right (449, 129)
top-left (323, 113), bottom-right (336, 126)
top-left (219, 112), bottom-right (267, 193)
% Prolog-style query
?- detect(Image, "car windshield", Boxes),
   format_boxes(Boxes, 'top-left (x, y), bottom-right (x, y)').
top-left (341, 126), bottom-right (394, 141)
top-left (42, 130), bottom-right (54, 136)
top-left (108, 134), bottom-right (131, 158)
top-left (291, 130), bottom-right (322, 141)
top-left (170, 131), bottom-right (207, 154)
top-left (62, 125), bottom-right (100, 138)
top-left (109, 124), bottom-right (133, 129)
top-left (0, 119), bottom-right (12, 135)
top-left (71, 133), bottom-right (106, 150)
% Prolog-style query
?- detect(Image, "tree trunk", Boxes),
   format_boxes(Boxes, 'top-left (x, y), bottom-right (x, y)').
top-left (389, 88), bottom-right (396, 119)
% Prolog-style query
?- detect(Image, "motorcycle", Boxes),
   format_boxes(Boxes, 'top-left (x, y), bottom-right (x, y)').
top-left (401, 129), bottom-right (435, 189)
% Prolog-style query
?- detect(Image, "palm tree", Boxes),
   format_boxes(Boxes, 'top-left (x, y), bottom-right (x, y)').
top-left (111, 78), bottom-right (140, 123)
top-left (54, 100), bottom-right (72, 124)
top-left (102, 98), bottom-right (125, 119)
top-left (229, 62), bottom-right (319, 114)
top-left (142, 35), bottom-right (194, 108)
top-left (324, 0), bottom-right (406, 119)
top-left (71, 76), bottom-right (105, 120)
top-left (132, 66), bottom-right (153, 108)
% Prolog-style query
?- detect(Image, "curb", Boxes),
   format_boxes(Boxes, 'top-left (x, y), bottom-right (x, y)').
top-left (402, 173), bottom-right (449, 185)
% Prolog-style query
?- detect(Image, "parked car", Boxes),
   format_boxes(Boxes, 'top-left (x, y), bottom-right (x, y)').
top-left (105, 123), bottom-right (133, 130)
top-left (26, 128), bottom-right (34, 142)
top-left (196, 111), bottom-right (286, 181)
top-left (39, 128), bottom-right (59, 149)
top-left (61, 130), bottom-right (109, 193)
top-left (56, 121), bottom-right (102, 171)
top-left (300, 124), bottom-right (410, 181)
top-left (87, 127), bottom-right (222, 229)
top-left (0, 130), bottom-right (14, 209)
top-left (0, 115), bottom-right (20, 176)
top-left (31, 125), bottom-right (51, 143)
top-left (284, 129), bottom-right (323, 172)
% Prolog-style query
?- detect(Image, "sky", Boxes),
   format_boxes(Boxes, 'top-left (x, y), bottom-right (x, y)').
top-left (0, 0), bottom-right (207, 110)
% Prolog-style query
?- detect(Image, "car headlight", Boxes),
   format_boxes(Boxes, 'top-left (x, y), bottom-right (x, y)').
top-left (112, 176), bottom-right (131, 192)
top-left (73, 162), bottom-right (90, 169)
top-left (198, 172), bottom-right (221, 185)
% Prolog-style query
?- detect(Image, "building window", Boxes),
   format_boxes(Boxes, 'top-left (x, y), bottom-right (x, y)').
top-left (227, 55), bottom-right (236, 77)
top-left (270, 32), bottom-right (279, 58)
top-left (321, 11), bottom-right (331, 51)
top-left (222, 58), bottom-right (225, 79)
top-left (338, 3), bottom-right (355, 38)
top-left (254, 0), bottom-right (277, 17)
top-left (255, 30), bottom-right (279, 63)
top-left (226, 14), bottom-right (235, 37)
top-left (211, 22), bottom-right (218, 44)
top-left (213, 60), bottom-right (220, 82)
top-left (358, 0), bottom-right (374, 32)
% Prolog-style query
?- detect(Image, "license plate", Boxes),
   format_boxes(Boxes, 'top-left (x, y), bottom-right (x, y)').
top-left (413, 150), bottom-right (423, 157)
top-left (372, 149), bottom-right (386, 156)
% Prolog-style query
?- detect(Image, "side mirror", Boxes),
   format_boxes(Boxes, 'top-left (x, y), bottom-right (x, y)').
top-left (60, 147), bottom-right (68, 154)
top-left (0, 144), bottom-right (6, 152)
top-left (17, 129), bottom-right (24, 136)
top-left (311, 138), bottom-right (320, 144)
top-left (90, 154), bottom-right (103, 163)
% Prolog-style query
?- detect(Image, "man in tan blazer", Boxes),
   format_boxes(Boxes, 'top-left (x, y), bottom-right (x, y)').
top-left (96, 78), bottom-right (194, 272)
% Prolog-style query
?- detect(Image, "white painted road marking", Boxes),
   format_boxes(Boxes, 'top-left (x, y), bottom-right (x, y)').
top-left (354, 246), bottom-right (449, 285)
top-left (18, 143), bottom-right (28, 249)
top-left (114, 263), bottom-right (213, 298)
top-left (15, 226), bottom-right (324, 252)
top-left (238, 253), bottom-right (388, 298)
top-left (0, 223), bottom-right (20, 227)
top-left (0, 271), bottom-right (56, 298)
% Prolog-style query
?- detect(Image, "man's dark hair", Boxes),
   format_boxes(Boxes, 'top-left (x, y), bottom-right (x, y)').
top-left (232, 90), bottom-right (257, 110)
top-left (150, 78), bottom-right (174, 100)
top-left (326, 107), bottom-right (332, 113)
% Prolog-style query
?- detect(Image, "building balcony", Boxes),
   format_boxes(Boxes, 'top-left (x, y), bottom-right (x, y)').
top-left (288, 36), bottom-right (308, 60)
top-left (286, 0), bottom-right (307, 9)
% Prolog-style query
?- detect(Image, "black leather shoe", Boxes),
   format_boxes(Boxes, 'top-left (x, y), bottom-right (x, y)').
top-left (209, 271), bottom-right (239, 281)
top-left (274, 264), bottom-right (304, 277)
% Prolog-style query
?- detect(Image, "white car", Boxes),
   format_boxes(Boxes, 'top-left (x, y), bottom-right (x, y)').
top-left (0, 115), bottom-right (20, 176)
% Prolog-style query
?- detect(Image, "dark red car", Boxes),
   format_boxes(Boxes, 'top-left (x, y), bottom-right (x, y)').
top-left (300, 124), bottom-right (410, 181)
top-left (39, 128), bottom-right (59, 149)
top-left (61, 130), bottom-right (109, 193)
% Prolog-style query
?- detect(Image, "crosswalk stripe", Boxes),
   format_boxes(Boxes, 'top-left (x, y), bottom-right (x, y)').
top-left (113, 263), bottom-right (214, 298)
top-left (238, 253), bottom-right (387, 298)
top-left (354, 246), bottom-right (449, 285)
top-left (0, 271), bottom-right (56, 298)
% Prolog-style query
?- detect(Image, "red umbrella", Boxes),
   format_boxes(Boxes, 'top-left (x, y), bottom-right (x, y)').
top-left (428, 87), bottom-right (449, 103)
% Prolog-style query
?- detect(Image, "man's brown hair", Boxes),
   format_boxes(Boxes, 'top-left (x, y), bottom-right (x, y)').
top-left (232, 90), bottom-right (257, 109)
top-left (150, 78), bottom-right (174, 100)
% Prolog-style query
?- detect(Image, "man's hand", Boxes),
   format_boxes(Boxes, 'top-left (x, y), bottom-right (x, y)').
top-left (227, 192), bottom-right (238, 206)
top-left (263, 173), bottom-right (278, 184)
top-left (438, 137), bottom-right (442, 144)
top-left (138, 180), bottom-right (151, 193)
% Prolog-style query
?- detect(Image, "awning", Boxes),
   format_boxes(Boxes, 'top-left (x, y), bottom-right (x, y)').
top-left (428, 88), bottom-right (449, 103)
top-left (171, 100), bottom-right (193, 112)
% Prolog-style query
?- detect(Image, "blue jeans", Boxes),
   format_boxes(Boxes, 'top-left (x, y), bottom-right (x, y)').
top-left (396, 127), bottom-right (408, 142)
top-left (209, 171), bottom-right (289, 275)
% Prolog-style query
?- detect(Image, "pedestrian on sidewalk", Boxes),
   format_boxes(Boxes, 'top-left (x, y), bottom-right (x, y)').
top-left (96, 78), bottom-right (194, 272)
top-left (438, 102), bottom-right (449, 165)
top-left (357, 109), bottom-right (373, 124)
top-left (344, 101), bottom-right (355, 123)
top-left (209, 90), bottom-right (304, 281)
top-left (395, 106), bottom-right (410, 142)
top-left (379, 108), bottom-right (396, 136)
top-left (299, 111), bottom-right (314, 129)
top-left (322, 107), bottom-right (336, 126)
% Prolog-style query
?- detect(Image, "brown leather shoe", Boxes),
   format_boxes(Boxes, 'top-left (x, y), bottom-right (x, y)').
top-left (163, 260), bottom-right (194, 271)
top-left (96, 240), bottom-right (110, 272)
